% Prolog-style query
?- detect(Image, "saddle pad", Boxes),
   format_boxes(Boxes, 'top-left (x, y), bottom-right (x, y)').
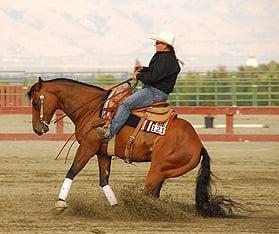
top-left (125, 114), bottom-right (141, 128)
top-left (125, 113), bottom-right (176, 135)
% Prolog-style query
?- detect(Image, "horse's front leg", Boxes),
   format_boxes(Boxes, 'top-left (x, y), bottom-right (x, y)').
top-left (97, 154), bottom-right (118, 206)
top-left (55, 144), bottom-right (94, 210)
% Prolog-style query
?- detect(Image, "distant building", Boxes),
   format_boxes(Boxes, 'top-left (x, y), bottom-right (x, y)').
top-left (246, 52), bottom-right (258, 67)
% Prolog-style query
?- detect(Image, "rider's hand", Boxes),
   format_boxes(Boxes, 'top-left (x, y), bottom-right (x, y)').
top-left (134, 64), bottom-right (143, 72)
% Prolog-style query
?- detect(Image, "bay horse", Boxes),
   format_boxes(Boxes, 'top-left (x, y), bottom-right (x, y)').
top-left (27, 77), bottom-right (238, 217)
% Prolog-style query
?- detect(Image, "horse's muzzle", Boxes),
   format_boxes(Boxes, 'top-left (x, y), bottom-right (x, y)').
top-left (34, 122), bottom-right (49, 135)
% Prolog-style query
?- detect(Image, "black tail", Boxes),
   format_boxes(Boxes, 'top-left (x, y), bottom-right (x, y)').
top-left (195, 147), bottom-right (239, 217)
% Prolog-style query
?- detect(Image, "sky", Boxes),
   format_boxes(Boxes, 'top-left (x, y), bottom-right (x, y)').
top-left (0, 0), bottom-right (278, 72)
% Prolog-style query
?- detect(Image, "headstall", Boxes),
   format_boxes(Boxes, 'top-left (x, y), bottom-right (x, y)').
top-left (39, 94), bottom-right (49, 131)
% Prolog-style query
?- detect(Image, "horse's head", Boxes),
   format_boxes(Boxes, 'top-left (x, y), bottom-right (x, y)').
top-left (27, 77), bottom-right (59, 135)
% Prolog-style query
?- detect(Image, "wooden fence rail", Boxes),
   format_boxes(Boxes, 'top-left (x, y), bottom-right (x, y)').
top-left (173, 106), bottom-right (279, 141)
top-left (0, 106), bottom-right (278, 142)
top-left (0, 85), bottom-right (30, 107)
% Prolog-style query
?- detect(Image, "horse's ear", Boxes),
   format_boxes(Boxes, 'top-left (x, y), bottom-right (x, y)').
top-left (38, 77), bottom-right (43, 89)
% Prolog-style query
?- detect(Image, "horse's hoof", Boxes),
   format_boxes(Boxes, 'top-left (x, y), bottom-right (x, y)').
top-left (54, 200), bottom-right (68, 212)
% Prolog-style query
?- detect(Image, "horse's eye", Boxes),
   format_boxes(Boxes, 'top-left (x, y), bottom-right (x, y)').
top-left (32, 99), bottom-right (40, 110)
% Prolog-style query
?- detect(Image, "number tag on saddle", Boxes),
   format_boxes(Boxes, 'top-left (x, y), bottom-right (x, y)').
top-left (141, 119), bottom-right (170, 135)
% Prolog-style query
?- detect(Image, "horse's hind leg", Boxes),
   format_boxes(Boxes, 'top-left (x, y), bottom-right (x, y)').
top-left (55, 144), bottom-right (94, 210)
top-left (97, 154), bottom-right (118, 206)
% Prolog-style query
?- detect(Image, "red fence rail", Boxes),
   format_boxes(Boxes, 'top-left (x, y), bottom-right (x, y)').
top-left (0, 86), bottom-right (30, 107)
top-left (0, 107), bottom-right (70, 141)
top-left (173, 107), bottom-right (279, 142)
top-left (0, 106), bottom-right (278, 141)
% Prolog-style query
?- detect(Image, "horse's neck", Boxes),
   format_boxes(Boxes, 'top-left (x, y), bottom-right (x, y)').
top-left (49, 83), bottom-right (105, 124)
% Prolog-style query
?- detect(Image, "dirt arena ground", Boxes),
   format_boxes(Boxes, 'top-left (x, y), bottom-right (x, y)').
top-left (0, 115), bottom-right (278, 233)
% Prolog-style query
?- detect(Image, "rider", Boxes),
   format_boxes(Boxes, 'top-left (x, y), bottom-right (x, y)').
top-left (96, 30), bottom-right (182, 141)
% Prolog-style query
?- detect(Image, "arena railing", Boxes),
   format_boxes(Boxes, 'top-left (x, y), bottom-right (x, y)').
top-left (0, 106), bottom-right (278, 142)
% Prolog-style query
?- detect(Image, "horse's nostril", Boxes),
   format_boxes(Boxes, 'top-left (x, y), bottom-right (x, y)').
top-left (33, 127), bottom-right (43, 136)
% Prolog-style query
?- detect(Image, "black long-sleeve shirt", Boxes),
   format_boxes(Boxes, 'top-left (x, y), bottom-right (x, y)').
top-left (136, 51), bottom-right (181, 95)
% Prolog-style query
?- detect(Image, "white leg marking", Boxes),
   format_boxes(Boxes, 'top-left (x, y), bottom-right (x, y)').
top-left (58, 178), bottom-right (73, 201)
top-left (102, 185), bottom-right (118, 206)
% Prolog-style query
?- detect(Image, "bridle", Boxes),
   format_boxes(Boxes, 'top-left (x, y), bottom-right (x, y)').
top-left (39, 94), bottom-right (45, 122)
top-left (38, 94), bottom-right (49, 132)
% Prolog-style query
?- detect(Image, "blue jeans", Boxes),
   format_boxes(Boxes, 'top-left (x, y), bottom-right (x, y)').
top-left (109, 85), bottom-right (168, 137)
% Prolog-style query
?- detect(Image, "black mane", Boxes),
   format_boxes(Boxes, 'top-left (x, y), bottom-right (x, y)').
top-left (27, 78), bottom-right (106, 99)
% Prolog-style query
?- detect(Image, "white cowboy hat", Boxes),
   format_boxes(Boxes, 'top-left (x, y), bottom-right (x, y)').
top-left (149, 30), bottom-right (175, 46)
